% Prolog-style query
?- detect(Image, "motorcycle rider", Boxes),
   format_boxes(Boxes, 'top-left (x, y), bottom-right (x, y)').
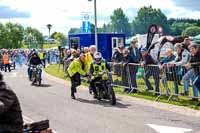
top-left (89, 52), bottom-right (111, 98)
top-left (28, 51), bottom-right (43, 82)
top-left (67, 53), bottom-right (87, 99)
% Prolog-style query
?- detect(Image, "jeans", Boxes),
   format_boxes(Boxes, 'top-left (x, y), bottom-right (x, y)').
top-left (129, 65), bottom-right (138, 88)
top-left (193, 75), bottom-right (200, 92)
top-left (144, 66), bottom-right (160, 93)
top-left (183, 69), bottom-right (198, 97)
top-left (162, 77), bottom-right (179, 95)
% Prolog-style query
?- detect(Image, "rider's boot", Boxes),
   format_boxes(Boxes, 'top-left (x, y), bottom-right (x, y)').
top-left (71, 87), bottom-right (76, 99)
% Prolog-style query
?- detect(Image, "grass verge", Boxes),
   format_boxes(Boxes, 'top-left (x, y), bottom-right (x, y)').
top-left (45, 64), bottom-right (200, 110)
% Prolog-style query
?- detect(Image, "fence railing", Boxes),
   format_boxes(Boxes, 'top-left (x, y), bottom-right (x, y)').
top-left (109, 62), bottom-right (200, 101)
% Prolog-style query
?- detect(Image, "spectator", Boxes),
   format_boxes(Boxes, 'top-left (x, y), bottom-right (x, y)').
top-left (0, 72), bottom-right (23, 133)
top-left (121, 49), bottom-right (133, 92)
top-left (168, 43), bottom-right (190, 88)
top-left (140, 48), bottom-right (160, 95)
top-left (76, 49), bottom-right (81, 57)
top-left (159, 48), bottom-right (178, 96)
top-left (85, 45), bottom-right (96, 74)
top-left (0, 51), bottom-right (4, 71)
top-left (182, 38), bottom-right (191, 52)
top-left (128, 39), bottom-right (141, 63)
top-left (63, 49), bottom-right (73, 77)
top-left (183, 44), bottom-right (200, 100)
top-left (3, 51), bottom-right (11, 72)
top-left (83, 47), bottom-right (89, 54)
top-left (128, 39), bottom-right (141, 92)
top-left (85, 45), bottom-right (96, 94)
top-left (112, 47), bottom-right (124, 77)
top-left (112, 47), bottom-right (123, 63)
top-left (47, 51), bottom-right (51, 64)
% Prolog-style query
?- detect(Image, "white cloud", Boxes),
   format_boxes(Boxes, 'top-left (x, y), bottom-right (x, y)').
top-left (0, 0), bottom-right (200, 36)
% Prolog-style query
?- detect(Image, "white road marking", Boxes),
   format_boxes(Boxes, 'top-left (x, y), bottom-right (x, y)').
top-left (147, 124), bottom-right (193, 133)
top-left (23, 115), bottom-right (58, 133)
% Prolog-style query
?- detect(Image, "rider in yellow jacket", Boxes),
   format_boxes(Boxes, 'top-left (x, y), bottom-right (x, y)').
top-left (67, 53), bottom-right (86, 99)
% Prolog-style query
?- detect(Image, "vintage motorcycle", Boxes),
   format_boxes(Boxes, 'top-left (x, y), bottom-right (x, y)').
top-left (30, 65), bottom-right (42, 86)
top-left (93, 72), bottom-right (116, 105)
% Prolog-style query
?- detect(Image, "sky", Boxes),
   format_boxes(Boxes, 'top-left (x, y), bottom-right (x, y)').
top-left (0, 0), bottom-right (200, 36)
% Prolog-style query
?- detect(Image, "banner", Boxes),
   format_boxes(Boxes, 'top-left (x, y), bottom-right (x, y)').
top-left (146, 24), bottom-right (158, 50)
top-left (82, 12), bottom-right (91, 33)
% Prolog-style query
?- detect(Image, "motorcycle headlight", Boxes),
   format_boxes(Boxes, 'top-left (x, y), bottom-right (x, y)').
top-left (37, 65), bottom-right (42, 69)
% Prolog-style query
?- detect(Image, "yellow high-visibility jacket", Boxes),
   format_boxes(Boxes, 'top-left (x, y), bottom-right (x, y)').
top-left (38, 52), bottom-right (44, 60)
top-left (67, 58), bottom-right (86, 77)
top-left (85, 52), bottom-right (94, 73)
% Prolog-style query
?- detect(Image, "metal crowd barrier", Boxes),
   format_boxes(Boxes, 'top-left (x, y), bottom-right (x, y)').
top-left (109, 62), bottom-right (200, 102)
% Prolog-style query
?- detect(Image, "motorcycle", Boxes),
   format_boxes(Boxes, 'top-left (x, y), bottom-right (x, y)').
top-left (31, 65), bottom-right (42, 86)
top-left (23, 119), bottom-right (52, 133)
top-left (93, 72), bottom-right (116, 105)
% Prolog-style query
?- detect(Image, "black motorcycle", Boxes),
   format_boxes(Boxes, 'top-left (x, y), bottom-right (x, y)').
top-left (31, 65), bottom-right (42, 86)
top-left (94, 72), bottom-right (116, 105)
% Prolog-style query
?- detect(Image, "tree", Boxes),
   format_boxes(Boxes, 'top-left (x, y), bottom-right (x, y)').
top-left (131, 6), bottom-right (170, 35)
top-left (110, 8), bottom-right (131, 36)
top-left (182, 26), bottom-right (200, 37)
top-left (1, 22), bottom-right (24, 48)
top-left (24, 27), bottom-right (44, 48)
top-left (170, 22), bottom-right (194, 36)
top-left (0, 23), bottom-right (6, 48)
top-left (51, 32), bottom-right (67, 46)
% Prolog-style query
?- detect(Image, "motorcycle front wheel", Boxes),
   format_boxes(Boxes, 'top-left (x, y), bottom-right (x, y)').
top-left (37, 73), bottom-right (41, 86)
top-left (108, 86), bottom-right (116, 105)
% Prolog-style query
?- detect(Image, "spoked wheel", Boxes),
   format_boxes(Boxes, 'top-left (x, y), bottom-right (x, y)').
top-left (37, 74), bottom-right (41, 86)
top-left (97, 89), bottom-right (103, 101)
top-left (32, 78), bottom-right (36, 85)
top-left (109, 86), bottom-right (116, 105)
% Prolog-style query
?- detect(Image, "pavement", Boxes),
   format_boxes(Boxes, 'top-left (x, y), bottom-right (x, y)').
top-left (2, 65), bottom-right (200, 133)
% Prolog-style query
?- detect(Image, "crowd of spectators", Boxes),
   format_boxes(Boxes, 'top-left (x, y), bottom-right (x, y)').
top-left (111, 36), bottom-right (200, 101)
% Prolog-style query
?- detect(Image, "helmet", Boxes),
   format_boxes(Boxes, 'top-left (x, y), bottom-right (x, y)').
top-left (94, 52), bottom-right (102, 63)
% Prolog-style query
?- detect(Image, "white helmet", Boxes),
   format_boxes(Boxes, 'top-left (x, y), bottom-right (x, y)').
top-left (94, 52), bottom-right (102, 63)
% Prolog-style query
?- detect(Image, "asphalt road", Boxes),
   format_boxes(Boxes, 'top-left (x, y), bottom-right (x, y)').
top-left (2, 66), bottom-right (200, 133)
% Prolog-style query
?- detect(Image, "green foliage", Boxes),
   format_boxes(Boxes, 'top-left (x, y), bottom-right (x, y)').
top-left (51, 32), bottom-right (67, 46)
top-left (110, 8), bottom-right (131, 36)
top-left (168, 18), bottom-right (200, 27)
top-left (131, 6), bottom-right (170, 35)
top-left (182, 26), bottom-right (200, 36)
top-left (0, 22), bottom-right (24, 48)
top-left (170, 22), bottom-right (195, 36)
top-left (24, 27), bottom-right (44, 49)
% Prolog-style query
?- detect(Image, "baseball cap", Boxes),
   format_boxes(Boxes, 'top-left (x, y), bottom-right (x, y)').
top-left (140, 47), bottom-right (148, 52)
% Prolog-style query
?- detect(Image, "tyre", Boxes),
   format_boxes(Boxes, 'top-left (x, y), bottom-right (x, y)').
top-left (97, 89), bottom-right (103, 101)
top-left (38, 79), bottom-right (41, 86)
top-left (109, 86), bottom-right (116, 105)
top-left (37, 74), bottom-right (41, 86)
top-left (13, 62), bottom-right (15, 70)
top-left (32, 78), bottom-right (36, 85)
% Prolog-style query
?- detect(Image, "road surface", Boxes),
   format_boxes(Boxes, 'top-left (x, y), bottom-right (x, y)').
top-left (2, 66), bottom-right (200, 133)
